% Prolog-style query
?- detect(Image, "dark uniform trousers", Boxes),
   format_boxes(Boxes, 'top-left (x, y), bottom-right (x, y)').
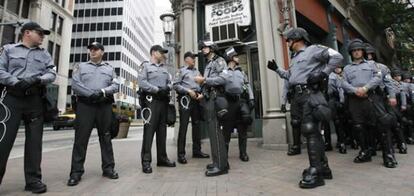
top-left (291, 89), bottom-right (328, 171)
top-left (141, 98), bottom-right (169, 164)
top-left (177, 95), bottom-right (202, 157)
top-left (289, 90), bottom-right (304, 148)
top-left (221, 96), bottom-right (248, 156)
top-left (0, 94), bottom-right (44, 185)
top-left (348, 93), bottom-right (394, 156)
top-left (325, 97), bottom-right (347, 145)
top-left (203, 91), bottom-right (227, 170)
top-left (70, 101), bottom-right (114, 178)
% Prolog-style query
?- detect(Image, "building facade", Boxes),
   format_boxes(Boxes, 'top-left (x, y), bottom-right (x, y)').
top-left (172, 0), bottom-right (393, 148)
top-left (70, 0), bottom-right (155, 114)
top-left (0, 0), bottom-right (75, 114)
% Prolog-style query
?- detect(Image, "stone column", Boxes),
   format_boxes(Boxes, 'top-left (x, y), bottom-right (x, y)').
top-left (181, 0), bottom-right (194, 54)
top-left (254, 0), bottom-right (289, 150)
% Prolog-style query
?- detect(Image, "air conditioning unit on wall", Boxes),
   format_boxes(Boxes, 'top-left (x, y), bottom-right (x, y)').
top-left (210, 23), bottom-right (240, 44)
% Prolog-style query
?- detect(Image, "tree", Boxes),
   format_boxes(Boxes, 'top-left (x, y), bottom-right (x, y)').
top-left (357, 0), bottom-right (414, 68)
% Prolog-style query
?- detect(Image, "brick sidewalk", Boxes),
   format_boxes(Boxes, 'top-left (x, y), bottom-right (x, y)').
top-left (1, 138), bottom-right (414, 195)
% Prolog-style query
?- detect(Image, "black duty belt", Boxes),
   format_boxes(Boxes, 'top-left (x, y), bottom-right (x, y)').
top-left (3, 85), bottom-right (43, 97)
top-left (289, 84), bottom-right (310, 94)
top-left (225, 93), bottom-right (241, 101)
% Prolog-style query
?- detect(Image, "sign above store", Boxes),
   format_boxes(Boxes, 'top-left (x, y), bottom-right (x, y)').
top-left (205, 0), bottom-right (252, 29)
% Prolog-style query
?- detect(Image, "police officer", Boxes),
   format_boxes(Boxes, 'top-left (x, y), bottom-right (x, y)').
top-left (390, 70), bottom-right (410, 153)
top-left (138, 45), bottom-right (175, 174)
top-left (327, 65), bottom-right (347, 154)
top-left (364, 43), bottom-right (406, 155)
top-left (0, 21), bottom-right (56, 193)
top-left (341, 39), bottom-right (397, 168)
top-left (67, 42), bottom-right (119, 186)
top-left (267, 27), bottom-right (343, 188)
top-left (173, 51), bottom-right (209, 164)
top-left (194, 41), bottom-right (229, 177)
top-left (221, 47), bottom-right (255, 162)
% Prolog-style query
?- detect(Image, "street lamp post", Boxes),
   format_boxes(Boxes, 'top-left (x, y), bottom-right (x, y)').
top-left (160, 12), bottom-right (178, 104)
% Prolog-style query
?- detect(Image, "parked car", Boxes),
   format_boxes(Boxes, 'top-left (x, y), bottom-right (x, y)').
top-left (52, 113), bottom-right (76, 130)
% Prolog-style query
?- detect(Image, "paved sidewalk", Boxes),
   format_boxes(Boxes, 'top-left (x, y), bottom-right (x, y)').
top-left (1, 136), bottom-right (414, 195)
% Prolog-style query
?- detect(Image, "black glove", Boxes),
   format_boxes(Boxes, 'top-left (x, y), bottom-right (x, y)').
top-left (14, 80), bottom-right (31, 90)
top-left (281, 104), bottom-right (287, 113)
top-left (157, 86), bottom-right (170, 97)
top-left (90, 91), bottom-right (104, 100)
top-left (248, 99), bottom-right (255, 110)
top-left (22, 76), bottom-right (41, 86)
top-left (307, 72), bottom-right (328, 85)
top-left (267, 59), bottom-right (278, 72)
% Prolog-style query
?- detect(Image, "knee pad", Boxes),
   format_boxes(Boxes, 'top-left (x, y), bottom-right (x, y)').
top-left (240, 102), bottom-right (253, 125)
top-left (301, 122), bottom-right (317, 136)
top-left (353, 124), bottom-right (364, 132)
top-left (291, 119), bottom-right (301, 128)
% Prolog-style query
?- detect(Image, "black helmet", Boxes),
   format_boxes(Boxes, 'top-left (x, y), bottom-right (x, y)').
top-left (348, 39), bottom-right (365, 54)
top-left (391, 69), bottom-right (402, 78)
top-left (224, 47), bottom-right (238, 62)
top-left (364, 43), bottom-right (376, 54)
top-left (284, 27), bottom-right (311, 44)
top-left (402, 72), bottom-right (412, 80)
top-left (199, 40), bottom-right (218, 51)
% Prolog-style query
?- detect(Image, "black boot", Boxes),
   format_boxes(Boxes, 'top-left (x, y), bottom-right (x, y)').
top-left (287, 145), bottom-right (301, 156)
top-left (406, 137), bottom-right (414, 144)
top-left (353, 150), bottom-right (372, 163)
top-left (324, 143), bottom-right (333, 151)
top-left (299, 167), bottom-right (325, 189)
top-left (398, 143), bottom-right (408, 154)
top-left (338, 143), bottom-right (347, 154)
top-left (239, 153), bottom-right (249, 162)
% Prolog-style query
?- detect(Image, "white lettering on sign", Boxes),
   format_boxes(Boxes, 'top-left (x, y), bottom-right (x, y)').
top-left (205, 0), bottom-right (251, 29)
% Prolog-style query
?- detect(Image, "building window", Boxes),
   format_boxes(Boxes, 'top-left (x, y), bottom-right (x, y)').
top-left (54, 44), bottom-right (61, 72)
top-left (48, 41), bottom-right (54, 57)
top-left (50, 12), bottom-right (58, 31)
top-left (61, 0), bottom-right (66, 7)
top-left (7, 0), bottom-right (20, 15)
top-left (1, 25), bottom-right (16, 45)
top-left (57, 17), bottom-right (64, 35)
top-left (22, 0), bottom-right (30, 18)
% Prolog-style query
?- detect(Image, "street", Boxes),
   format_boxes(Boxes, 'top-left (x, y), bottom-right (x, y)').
top-left (1, 126), bottom-right (414, 195)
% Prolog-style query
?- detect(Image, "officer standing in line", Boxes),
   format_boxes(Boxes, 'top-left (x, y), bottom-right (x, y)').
top-left (267, 60), bottom-right (301, 156)
top-left (138, 45), bottom-right (176, 174)
top-left (67, 42), bottom-right (119, 186)
top-left (221, 47), bottom-right (255, 162)
top-left (327, 66), bottom-right (347, 154)
top-left (267, 27), bottom-right (343, 188)
top-left (400, 73), bottom-right (414, 146)
top-left (364, 43), bottom-right (406, 155)
top-left (389, 70), bottom-right (411, 153)
top-left (0, 22), bottom-right (56, 194)
top-left (173, 51), bottom-right (209, 164)
top-left (341, 39), bottom-right (397, 168)
top-left (194, 41), bottom-right (229, 177)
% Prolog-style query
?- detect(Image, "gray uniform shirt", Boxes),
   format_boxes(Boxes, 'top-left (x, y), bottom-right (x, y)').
top-left (223, 66), bottom-right (254, 100)
top-left (275, 44), bottom-right (344, 86)
top-left (173, 65), bottom-right (201, 94)
top-left (401, 82), bottom-right (414, 104)
top-left (341, 60), bottom-right (382, 94)
top-left (328, 72), bottom-right (345, 103)
top-left (138, 61), bottom-right (172, 94)
top-left (72, 61), bottom-right (119, 97)
top-left (203, 55), bottom-right (227, 87)
top-left (0, 43), bottom-right (56, 86)
top-left (369, 60), bottom-right (398, 98)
